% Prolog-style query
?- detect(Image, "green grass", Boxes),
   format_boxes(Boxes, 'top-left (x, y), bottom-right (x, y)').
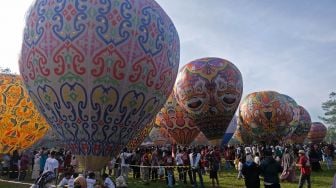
top-left (0, 168), bottom-right (334, 188)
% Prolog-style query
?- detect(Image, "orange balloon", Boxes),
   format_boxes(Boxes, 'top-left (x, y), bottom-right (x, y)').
top-left (156, 92), bottom-right (199, 145)
top-left (127, 120), bottom-right (155, 150)
top-left (0, 74), bottom-right (49, 153)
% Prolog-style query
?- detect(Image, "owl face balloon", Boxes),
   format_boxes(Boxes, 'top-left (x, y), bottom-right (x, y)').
top-left (307, 122), bottom-right (327, 143)
top-left (0, 74), bottom-right (49, 153)
top-left (19, 0), bottom-right (179, 169)
top-left (288, 106), bottom-right (311, 143)
top-left (238, 91), bottom-right (298, 143)
top-left (174, 57), bottom-right (243, 141)
top-left (156, 92), bottom-right (199, 145)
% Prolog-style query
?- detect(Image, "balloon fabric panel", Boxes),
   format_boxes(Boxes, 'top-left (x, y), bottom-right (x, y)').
top-left (307, 122), bottom-right (327, 143)
top-left (156, 92), bottom-right (199, 145)
top-left (19, 0), bottom-right (179, 157)
top-left (0, 74), bottom-right (49, 153)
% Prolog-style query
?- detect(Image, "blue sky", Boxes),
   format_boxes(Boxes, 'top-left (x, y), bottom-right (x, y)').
top-left (155, 0), bottom-right (336, 124)
top-left (0, 0), bottom-right (335, 124)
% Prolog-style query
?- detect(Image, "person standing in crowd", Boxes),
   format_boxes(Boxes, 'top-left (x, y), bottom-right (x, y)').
top-left (175, 149), bottom-right (184, 184)
top-left (9, 150), bottom-right (20, 179)
top-left (296, 150), bottom-right (311, 188)
top-left (31, 150), bottom-right (41, 180)
top-left (39, 148), bottom-right (48, 175)
top-left (190, 147), bottom-right (204, 188)
top-left (102, 173), bottom-right (116, 188)
top-left (280, 148), bottom-right (296, 182)
top-left (120, 147), bottom-right (133, 183)
top-left (18, 151), bottom-right (30, 181)
top-left (57, 172), bottom-right (73, 188)
top-left (260, 149), bottom-right (282, 188)
top-left (242, 153), bottom-right (260, 188)
top-left (182, 147), bottom-right (193, 185)
top-left (164, 151), bottom-right (175, 187)
top-left (207, 148), bottom-right (220, 188)
top-left (151, 148), bottom-right (160, 181)
top-left (1, 152), bottom-right (10, 177)
top-left (308, 144), bottom-right (322, 172)
top-left (132, 149), bottom-right (141, 179)
top-left (237, 157), bottom-right (244, 179)
top-left (86, 172), bottom-right (97, 188)
top-left (70, 155), bottom-right (79, 172)
top-left (141, 148), bottom-right (151, 184)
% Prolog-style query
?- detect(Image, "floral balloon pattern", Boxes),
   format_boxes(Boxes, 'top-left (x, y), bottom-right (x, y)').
top-left (0, 74), bottom-right (49, 153)
top-left (288, 106), bottom-right (311, 143)
top-left (156, 92), bottom-right (199, 145)
top-left (238, 91), bottom-right (299, 143)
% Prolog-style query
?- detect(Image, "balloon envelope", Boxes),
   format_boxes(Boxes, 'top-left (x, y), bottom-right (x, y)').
top-left (238, 91), bottom-right (298, 144)
top-left (19, 0), bottom-right (179, 169)
top-left (127, 120), bottom-right (154, 150)
top-left (307, 122), bottom-right (327, 143)
top-left (149, 124), bottom-right (176, 146)
top-left (287, 106), bottom-right (311, 143)
top-left (174, 57), bottom-right (243, 142)
top-left (0, 74), bottom-right (49, 153)
top-left (221, 116), bottom-right (237, 145)
top-left (156, 92), bottom-right (199, 145)
top-left (191, 132), bottom-right (209, 146)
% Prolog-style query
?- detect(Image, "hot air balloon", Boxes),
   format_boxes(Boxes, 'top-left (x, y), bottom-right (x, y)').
top-left (191, 132), bottom-right (209, 146)
top-left (149, 124), bottom-right (176, 146)
top-left (307, 122), bottom-right (327, 144)
top-left (19, 0), bottom-right (180, 170)
top-left (287, 106), bottom-right (311, 144)
top-left (221, 116), bottom-right (237, 146)
top-left (174, 57), bottom-right (243, 145)
top-left (238, 91), bottom-right (298, 144)
top-left (0, 74), bottom-right (49, 153)
top-left (127, 120), bottom-right (154, 150)
top-left (156, 92), bottom-right (199, 145)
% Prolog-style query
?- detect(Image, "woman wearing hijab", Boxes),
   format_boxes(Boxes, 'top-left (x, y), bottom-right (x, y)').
top-left (242, 153), bottom-right (261, 188)
top-left (280, 148), bottom-right (296, 182)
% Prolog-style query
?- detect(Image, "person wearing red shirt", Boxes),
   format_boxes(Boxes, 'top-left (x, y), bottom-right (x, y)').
top-left (296, 150), bottom-right (311, 188)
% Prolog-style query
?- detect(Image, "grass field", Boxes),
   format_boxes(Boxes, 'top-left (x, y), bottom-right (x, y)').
top-left (0, 167), bottom-right (334, 188)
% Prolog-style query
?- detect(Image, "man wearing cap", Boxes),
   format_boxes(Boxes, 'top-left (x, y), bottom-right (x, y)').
top-left (296, 150), bottom-right (311, 188)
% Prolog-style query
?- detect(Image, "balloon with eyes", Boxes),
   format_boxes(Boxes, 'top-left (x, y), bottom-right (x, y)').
top-left (174, 57), bottom-right (243, 145)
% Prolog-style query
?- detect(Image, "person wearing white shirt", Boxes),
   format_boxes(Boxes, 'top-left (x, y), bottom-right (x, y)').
top-left (119, 148), bottom-right (133, 182)
top-left (189, 148), bottom-right (204, 188)
top-left (254, 152), bottom-right (261, 166)
top-left (58, 172), bottom-right (73, 188)
top-left (43, 151), bottom-right (59, 175)
top-left (86, 172), bottom-right (96, 188)
top-left (102, 173), bottom-right (116, 188)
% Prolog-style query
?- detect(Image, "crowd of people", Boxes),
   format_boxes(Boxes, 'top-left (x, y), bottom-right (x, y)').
top-left (0, 142), bottom-right (335, 188)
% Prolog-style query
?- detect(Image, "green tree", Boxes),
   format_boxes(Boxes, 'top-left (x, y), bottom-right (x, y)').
top-left (319, 92), bottom-right (336, 142)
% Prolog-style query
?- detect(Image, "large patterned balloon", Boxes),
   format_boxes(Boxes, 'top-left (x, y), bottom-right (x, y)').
top-left (19, 0), bottom-right (179, 169)
top-left (191, 132), bottom-right (209, 146)
top-left (287, 106), bottom-right (311, 144)
top-left (0, 74), bottom-right (49, 153)
top-left (221, 116), bottom-right (237, 145)
top-left (238, 91), bottom-right (298, 144)
top-left (127, 120), bottom-right (154, 150)
top-left (149, 124), bottom-right (176, 146)
top-left (307, 122), bottom-right (327, 143)
top-left (156, 92), bottom-right (199, 145)
top-left (174, 57), bottom-right (243, 143)
top-left (30, 128), bottom-right (64, 150)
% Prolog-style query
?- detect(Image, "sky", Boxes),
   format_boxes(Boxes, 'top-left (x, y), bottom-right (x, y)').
top-left (0, 0), bottom-right (335, 124)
